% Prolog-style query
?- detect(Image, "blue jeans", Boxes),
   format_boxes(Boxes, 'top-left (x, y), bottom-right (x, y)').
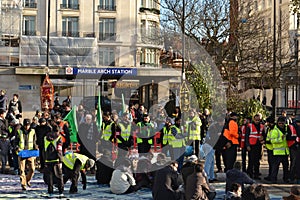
top-left (204, 149), bottom-right (215, 180)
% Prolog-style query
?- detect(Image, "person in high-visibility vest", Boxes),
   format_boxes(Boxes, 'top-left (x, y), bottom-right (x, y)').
top-left (222, 112), bottom-right (239, 172)
top-left (264, 116), bottom-right (276, 181)
top-left (53, 113), bottom-right (70, 154)
top-left (169, 117), bottom-right (187, 172)
top-left (245, 114), bottom-right (265, 180)
top-left (269, 116), bottom-right (290, 183)
top-left (44, 125), bottom-right (64, 197)
top-left (286, 118), bottom-right (300, 183)
top-left (136, 113), bottom-right (155, 155)
top-left (160, 117), bottom-right (173, 158)
top-left (99, 112), bottom-right (116, 154)
top-left (15, 118), bottom-right (38, 191)
top-left (187, 109), bottom-right (202, 158)
top-left (117, 113), bottom-right (133, 155)
top-left (239, 117), bottom-right (251, 173)
top-left (62, 152), bottom-right (95, 194)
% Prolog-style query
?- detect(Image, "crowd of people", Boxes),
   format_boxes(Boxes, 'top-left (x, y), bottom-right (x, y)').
top-left (0, 89), bottom-right (300, 199)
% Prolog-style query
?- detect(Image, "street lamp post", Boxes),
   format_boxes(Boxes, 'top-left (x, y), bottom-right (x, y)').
top-left (46, 0), bottom-right (51, 67)
top-left (272, 0), bottom-right (276, 117)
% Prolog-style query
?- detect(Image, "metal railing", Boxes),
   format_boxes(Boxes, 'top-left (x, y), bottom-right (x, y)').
top-left (97, 5), bottom-right (116, 11)
top-left (60, 4), bottom-right (79, 10)
top-left (99, 33), bottom-right (116, 41)
top-left (62, 31), bottom-right (79, 37)
top-left (23, 3), bottom-right (37, 8)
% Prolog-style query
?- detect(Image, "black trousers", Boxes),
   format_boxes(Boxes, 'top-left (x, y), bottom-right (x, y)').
top-left (45, 163), bottom-right (64, 194)
top-left (215, 149), bottom-right (223, 171)
top-left (222, 144), bottom-right (237, 172)
top-left (247, 145), bottom-right (262, 177)
top-left (270, 155), bottom-right (289, 182)
top-left (189, 140), bottom-right (200, 158)
top-left (63, 161), bottom-right (85, 193)
top-left (266, 149), bottom-right (274, 178)
top-left (241, 147), bottom-right (247, 172)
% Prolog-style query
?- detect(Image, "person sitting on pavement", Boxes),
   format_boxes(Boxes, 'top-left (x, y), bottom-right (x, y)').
top-left (225, 183), bottom-right (242, 200)
top-left (242, 184), bottom-right (270, 200)
top-left (185, 163), bottom-right (216, 200)
top-left (95, 149), bottom-right (114, 185)
top-left (181, 155), bottom-right (198, 189)
top-left (225, 161), bottom-right (255, 193)
top-left (135, 155), bottom-right (154, 189)
top-left (110, 158), bottom-right (138, 194)
top-left (152, 161), bottom-right (183, 200)
top-left (283, 185), bottom-right (300, 200)
top-left (62, 152), bottom-right (95, 194)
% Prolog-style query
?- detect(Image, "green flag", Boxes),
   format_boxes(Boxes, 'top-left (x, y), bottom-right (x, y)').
top-left (96, 91), bottom-right (102, 132)
top-left (63, 105), bottom-right (78, 143)
top-left (122, 93), bottom-right (126, 113)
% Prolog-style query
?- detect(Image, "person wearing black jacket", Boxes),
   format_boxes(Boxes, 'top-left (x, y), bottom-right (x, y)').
top-left (35, 118), bottom-right (52, 171)
top-left (44, 125), bottom-right (64, 196)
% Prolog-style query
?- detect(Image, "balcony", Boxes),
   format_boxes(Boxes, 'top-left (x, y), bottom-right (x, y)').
top-left (97, 5), bottom-right (116, 11)
top-left (99, 33), bottom-right (116, 41)
top-left (139, 7), bottom-right (160, 15)
top-left (60, 4), bottom-right (79, 10)
top-left (62, 31), bottom-right (79, 37)
top-left (23, 3), bottom-right (37, 8)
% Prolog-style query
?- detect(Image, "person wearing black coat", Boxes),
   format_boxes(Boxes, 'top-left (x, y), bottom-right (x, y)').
top-left (95, 149), bottom-right (114, 184)
top-left (35, 118), bottom-right (52, 171)
top-left (152, 161), bottom-right (182, 200)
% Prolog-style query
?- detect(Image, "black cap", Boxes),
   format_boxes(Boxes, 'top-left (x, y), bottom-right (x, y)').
top-left (38, 118), bottom-right (46, 124)
top-left (266, 117), bottom-right (275, 124)
top-left (23, 118), bottom-right (31, 126)
top-left (143, 113), bottom-right (149, 118)
top-left (230, 112), bottom-right (238, 117)
top-left (277, 116), bottom-right (286, 122)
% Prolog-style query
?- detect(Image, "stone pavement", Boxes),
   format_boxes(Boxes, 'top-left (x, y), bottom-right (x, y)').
top-left (0, 150), bottom-right (295, 199)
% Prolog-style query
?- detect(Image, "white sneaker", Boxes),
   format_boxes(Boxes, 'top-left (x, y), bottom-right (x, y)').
top-left (58, 193), bottom-right (64, 198)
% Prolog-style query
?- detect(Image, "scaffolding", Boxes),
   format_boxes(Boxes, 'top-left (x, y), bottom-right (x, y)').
top-left (0, 0), bottom-right (22, 66)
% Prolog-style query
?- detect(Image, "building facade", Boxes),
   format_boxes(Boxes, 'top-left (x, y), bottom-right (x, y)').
top-left (0, 0), bottom-right (181, 118)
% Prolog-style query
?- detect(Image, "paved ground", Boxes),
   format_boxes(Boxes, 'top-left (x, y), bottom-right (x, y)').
top-left (0, 150), bottom-right (295, 199)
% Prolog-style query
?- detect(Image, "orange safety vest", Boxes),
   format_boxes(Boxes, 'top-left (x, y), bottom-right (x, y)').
top-left (248, 123), bottom-right (264, 145)
top-left (240, 125), bottom-right (246, 148)
top-left (287, 125), bottom-right (298, 147)
top-left (223, 120), bottom-right (239, 145)
top-left (58, 121), bottom-right (67, 144)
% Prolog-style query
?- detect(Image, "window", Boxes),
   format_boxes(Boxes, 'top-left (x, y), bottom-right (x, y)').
top-left (99, 47), bottom-right (115, 66)
top-left (23, 16), bottom-right (36, 35)
top-left (62, 17), bottom-right (79, 37)
top-left (98, 0), bottom-right (116, 11)
top-left (140, 48), bottom-right (157, 67)
top-left (141, 0), bottom-right (158, 9)
top-left (23, 0), bottom-right (37, 8)
top-left (99, 18), bottom-right (116, 41)
top-left (61, 0), bottom-right (79, 9)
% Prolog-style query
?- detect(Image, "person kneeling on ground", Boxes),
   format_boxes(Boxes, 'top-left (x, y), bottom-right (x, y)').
top-left (62, 152), bottom-right (95, 194)
top-left (110, 158), bottom-right (138, 194)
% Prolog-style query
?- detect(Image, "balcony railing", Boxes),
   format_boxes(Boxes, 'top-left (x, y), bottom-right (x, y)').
top-left (60, 4), bottom-right (79, 10)
top-left (22, 30), bottom-right (36, 36)
top-left (97, 5), bottom-right (116, 11)
top-left (139, 7), bottom-right (160, 15)
top-left (24, 3), bottom-right (37, 8)
top-left (99, 33), bottom-right (116, 41)
top-left (62, 31), bottom-right (79, 37)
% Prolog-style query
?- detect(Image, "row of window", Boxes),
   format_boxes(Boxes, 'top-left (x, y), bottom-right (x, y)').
top-left (23, 0), bottom-right (158, 10)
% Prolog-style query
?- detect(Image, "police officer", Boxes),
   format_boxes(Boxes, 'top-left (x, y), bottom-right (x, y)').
top-left (187, 109), bottom-right (202, 157)
top-left (44, 125), bottom-right (64, 196)
top-left (160, 117), bottom-right (173, 158)
top-left (136, 114), bottom-right (155, 155)
top-left (264, 117), bottom-right (276, 181)
top-left (117, 113), bottom-right (133, 155)
top-left (15, 118), bottom-right (37, 190)
top-left (245, 114), bottom-right (265, 179)
top-left (169, 117), bottom-right (187, 172)
top-left (100, 112), bottom-right (115, 154)
top-left (269, 116), bottom-right (290, 183)
top-left (62, 152), bottom-right (95, 194)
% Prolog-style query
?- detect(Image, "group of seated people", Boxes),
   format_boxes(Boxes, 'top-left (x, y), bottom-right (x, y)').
top-left (95, 150), bottom-right (300, 200)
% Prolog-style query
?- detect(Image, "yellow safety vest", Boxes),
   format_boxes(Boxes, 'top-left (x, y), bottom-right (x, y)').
top-left (62, 152), bottom-right (89, 170)
top-left (188, 116), bottom-right (202, 140)
top-left (169, 125), bottom-right (186, 148)
top-left (19, 129), bottom-right (35, 150)
top-left (102, 121), bottom-right (114, 141)
top-left (118, 123), bottom-right (131, 143)
top-left (270, 125), bottom-right (289, 156)
top-left (136, 122), bottom-right (153, 145)
top-left (265, 128), bottom-right (273, 150)
top-left (44, 136), bottom-right (61, 163)
top-left (162, 126), bottom-right (172, 145)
